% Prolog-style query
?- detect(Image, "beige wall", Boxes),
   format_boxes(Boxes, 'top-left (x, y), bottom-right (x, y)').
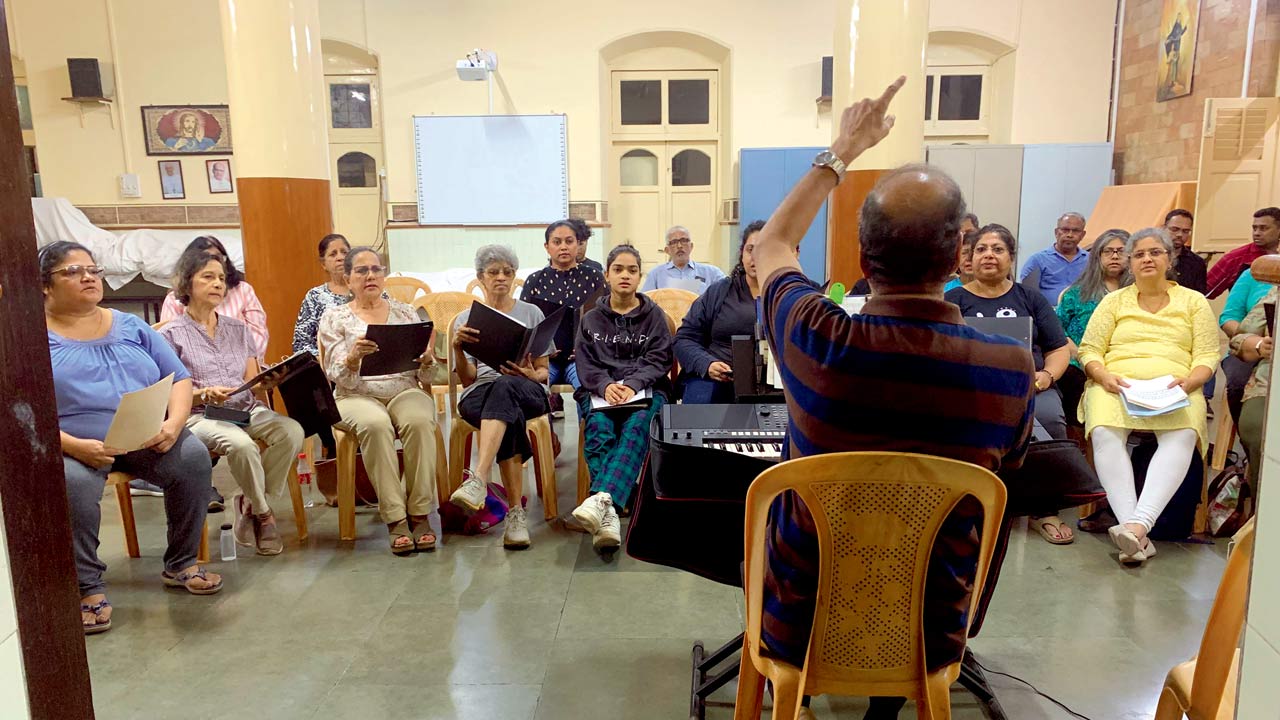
top-left (10, 0), bottom-right (234, 206)
top-left (11, 0), bottom-right (1117, 213)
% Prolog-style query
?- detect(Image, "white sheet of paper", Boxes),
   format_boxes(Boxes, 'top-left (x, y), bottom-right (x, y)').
top-left (1119, 375), bottom-right (1188, 411)
top-left (104, 373), bottom-right (175, 451)
top-left (591, 387), bottom-right (650, 410)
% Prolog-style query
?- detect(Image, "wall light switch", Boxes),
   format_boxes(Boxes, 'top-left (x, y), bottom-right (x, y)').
top-left (119, 172), bottom-right (141, 198)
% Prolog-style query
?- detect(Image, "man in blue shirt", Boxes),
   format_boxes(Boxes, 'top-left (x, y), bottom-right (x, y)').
top-left (640, 225), bottom-right (726, 295)
top-left (1019, 212), bottom-right (1089, 306)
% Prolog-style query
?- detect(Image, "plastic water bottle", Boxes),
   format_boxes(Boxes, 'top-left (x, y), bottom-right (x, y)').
top-left (296, 453), bottom-right (315, 508)
top-left (219, 522), bottom-right (236, 561)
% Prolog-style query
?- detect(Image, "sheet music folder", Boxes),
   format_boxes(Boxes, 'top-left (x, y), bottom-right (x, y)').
top-left (360, 321), bottom-right (433, 376)
top-left (461, 301), bottom-right (564, 371)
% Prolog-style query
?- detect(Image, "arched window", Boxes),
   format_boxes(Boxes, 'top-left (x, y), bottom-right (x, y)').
top-left (337, 151), bottom-right (377, 188)
top-left (620, 149), bottom-right (659, 186)
top-left (671, 149), bottom-right (710, 186)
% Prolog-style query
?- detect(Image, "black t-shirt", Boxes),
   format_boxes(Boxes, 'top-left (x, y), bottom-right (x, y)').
top-left (945, 283), bottom-right (1069, 371)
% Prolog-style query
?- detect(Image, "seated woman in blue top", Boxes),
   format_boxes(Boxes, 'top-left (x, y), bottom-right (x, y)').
top-left (675, 220), bottom-right (767, 404)
top-left (43, 242), bottom-right (222, 636)
top-left (945, 225), bottom-right (1074, 545)
top-left (570, 245), bottom-right (673, 553)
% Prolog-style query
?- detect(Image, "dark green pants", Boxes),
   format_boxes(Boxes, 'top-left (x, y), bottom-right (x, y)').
top-left (1238, 396), bottom-right (1266, 490)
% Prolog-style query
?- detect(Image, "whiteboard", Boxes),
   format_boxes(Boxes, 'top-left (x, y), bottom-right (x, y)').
top-left (414, 114), bottom-right (568, 225)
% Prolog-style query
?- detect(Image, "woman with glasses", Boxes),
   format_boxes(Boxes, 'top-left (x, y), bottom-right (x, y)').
top-left (159, 235), bottom-right (268, 359)
top-left (1056, 229), bottom-right (1131, 427)
top-left (160, 251), bottom-right (304, 556)
top-left (448, 245), bottom-right (553, 550)
top-left (946, 224), bottom-right (1075, 546)
top-left (318, 247), bottom-right (441, 554)
top-left (43, 241), bottom-right (223, 635)
top-left (1079, 227), bottom-right (1218, 565)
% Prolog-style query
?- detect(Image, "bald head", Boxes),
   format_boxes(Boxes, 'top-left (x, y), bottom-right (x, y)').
top-left (859, 163), bottom-right (966, 287)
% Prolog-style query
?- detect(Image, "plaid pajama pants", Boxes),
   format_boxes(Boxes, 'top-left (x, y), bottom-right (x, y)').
top-left (578, 394), bottom-right (665, 509)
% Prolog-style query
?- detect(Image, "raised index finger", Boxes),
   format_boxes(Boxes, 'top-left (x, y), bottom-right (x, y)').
top-left (873, 75), bottom-right (907, 111)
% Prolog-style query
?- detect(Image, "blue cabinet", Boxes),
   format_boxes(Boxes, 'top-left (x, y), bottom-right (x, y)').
top-left (740, 147), bottom-right (828, 281)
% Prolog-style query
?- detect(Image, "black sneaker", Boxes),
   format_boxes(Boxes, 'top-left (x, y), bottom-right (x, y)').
top-left (208, 487), bottom-right (225, 513)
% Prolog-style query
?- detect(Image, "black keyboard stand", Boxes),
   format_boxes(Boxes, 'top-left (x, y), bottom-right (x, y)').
top-left (688, 642), bottom-right (1005, 719)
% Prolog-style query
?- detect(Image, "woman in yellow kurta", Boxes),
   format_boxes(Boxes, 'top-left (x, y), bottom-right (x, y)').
top-left (1079, 227), bottom-right (1218, 566)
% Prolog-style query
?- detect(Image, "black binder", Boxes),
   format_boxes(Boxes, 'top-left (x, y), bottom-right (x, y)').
top-left (360, 321), bottom-right (433, 376)
top-left (461, 301), bottom-right (564, 371)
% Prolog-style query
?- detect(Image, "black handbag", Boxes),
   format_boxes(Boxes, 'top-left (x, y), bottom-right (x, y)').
top-left (203, 404), bottom-right (251, 426)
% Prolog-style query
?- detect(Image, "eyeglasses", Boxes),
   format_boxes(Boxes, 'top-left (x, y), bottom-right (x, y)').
top-left (1130, 249), bottom-right (1168, 260)
top-left (1056, 228), bottom-right (1086, 236)
top-left (666, 238), bottom-right (692, 247)
top-left (48, 265), bottom-right (106, 279)
top-left (350, 265), bottom-right (387, 277)
top-left (1099, 248), bottom-right (1126, 257)
top-left (484, 267), bottom-right (516, 278)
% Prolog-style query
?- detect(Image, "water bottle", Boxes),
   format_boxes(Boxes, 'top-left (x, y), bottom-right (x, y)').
top-left (219, 522), bottom-right (236, 561)
top-left (296, 453), bottom-right (315, 508)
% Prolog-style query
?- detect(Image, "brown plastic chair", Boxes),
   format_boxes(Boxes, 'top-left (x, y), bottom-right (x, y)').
top-left (1154, 519), bottom-right (1256, 720)
top-left (445, 321), bottom-right (559, 520)
top-left (107, 472), bottom-right (209, 564)
top-left (318, 340), bottom-right (449, 541)
top-left (414, 291), bottom-right (478, 415)
top-left (642, 287), bottom-right (698, 325)
top-left (383, 276), bottom-right (432, 304)
top-left (734, 452), bottom-right (1008, 720)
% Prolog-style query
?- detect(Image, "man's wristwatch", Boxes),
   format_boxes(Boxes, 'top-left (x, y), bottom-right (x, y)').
top-left (813, 150), bottom-right (847, 184)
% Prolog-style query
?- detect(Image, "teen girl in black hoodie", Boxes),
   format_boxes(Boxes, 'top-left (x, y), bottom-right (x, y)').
top-left (570, 244), bottom-right (673, 552)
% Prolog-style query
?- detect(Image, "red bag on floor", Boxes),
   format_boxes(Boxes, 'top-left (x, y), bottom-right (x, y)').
top-left (439, 482), bottom-right (521, 535)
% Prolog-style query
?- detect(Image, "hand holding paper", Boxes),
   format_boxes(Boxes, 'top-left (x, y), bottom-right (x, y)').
top-left (1120, 375), bottom-right (1189, 417)
top-left (104, 373), bottom-right (176, 452)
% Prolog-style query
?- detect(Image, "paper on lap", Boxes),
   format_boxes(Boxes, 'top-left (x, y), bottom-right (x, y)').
top-left (104, 373), bottom-right (175, 451)
top-left (591, 387), bottom-right (650, 411)
top-left (1119, 375), bottom-right (1189, 411)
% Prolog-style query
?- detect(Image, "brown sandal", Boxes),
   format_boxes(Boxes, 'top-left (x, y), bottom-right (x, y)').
top-left (409, 515), bottom-right (436, 552)
top-left (388, 519), bottom-right (414, 556)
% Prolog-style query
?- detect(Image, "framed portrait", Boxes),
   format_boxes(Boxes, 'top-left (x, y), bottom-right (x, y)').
top-left (141, 105), bottom-right (233, 155)
top-left (206, 159), bottom-right (234, 194)
top-left (157, 160), bottom-right (185, 200)
top-left (1157, 0), bottom-right (1201, 102)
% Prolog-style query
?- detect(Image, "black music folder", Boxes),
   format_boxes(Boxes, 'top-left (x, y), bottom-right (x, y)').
top-left (359, 321), bottom-right (433, 376)
top-left (461, 301), bottom-right (565, 371)
top-left (523, 297), bottom-right (577, 357)
top-left (229, 351), bottom-right (316, 395)
top-left (1266, 301), bottom-right (1275, 336)
top-left (231, 351), bottom-right (340, 439)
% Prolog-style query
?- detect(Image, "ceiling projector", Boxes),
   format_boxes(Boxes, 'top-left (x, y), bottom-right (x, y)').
top-left (456, 49), bottom-right (497, 81)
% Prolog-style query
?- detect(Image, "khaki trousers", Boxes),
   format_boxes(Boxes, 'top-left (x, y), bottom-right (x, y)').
top-left (336, 388), bottom-right (439, 523)
top-left (187, 406), bottom-right (305, 513)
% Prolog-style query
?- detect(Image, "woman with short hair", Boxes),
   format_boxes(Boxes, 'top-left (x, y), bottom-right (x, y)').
top-left (293, 233), bottom-right (352, 356)
top-left (319, 246), bottom-right (441, 554)
top-left (159, 235), bottom-right (268, 358)
top-left (161, 251), bottom-right (305, 556)
top-left (571, 245), bottom-right (673, 551)
top-left (449, 245), bottom-right (553, 550)
top-left (44, 241), bottom-right (222, 635)
top-left (1080, 227), bottom-right (1218, 565)
top-left (675, 220), bottom-right (765, 404)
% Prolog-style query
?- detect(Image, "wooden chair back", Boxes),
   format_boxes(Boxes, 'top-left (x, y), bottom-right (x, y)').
top-left (1188, 520), bottom-right (1256, 717)
top-left (740, 452), bottom-right (1007, 717)
top-left (383, 276), bottom-right (432, 304)
top-left (643, 288), bottom-right (698, 325)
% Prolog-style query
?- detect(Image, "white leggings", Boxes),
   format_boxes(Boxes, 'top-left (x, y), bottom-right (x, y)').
top-left (1091, 426), bottom-right (1198, 531)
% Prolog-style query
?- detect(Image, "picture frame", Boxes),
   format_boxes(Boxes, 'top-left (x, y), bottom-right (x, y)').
top-left (206, 159), bottom-right (234, 194)
top-left (1156, 0), bottom-right (1202, 102)
top-left (141, 104), bottom-right (233, 156)
top-left (157, 160), bottom-right (185, 200)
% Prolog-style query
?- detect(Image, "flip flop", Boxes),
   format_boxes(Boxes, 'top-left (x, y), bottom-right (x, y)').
top-left (81, 599), bottom-right (112, 635)
top-left (1033, 515), bottom-right (1075, 545)
top-left (388, 519), bottom-right (415, 556)
top-left (162, 567), bottom-right (224, 596)
top-left (409, 516), bottom-right (436, 552)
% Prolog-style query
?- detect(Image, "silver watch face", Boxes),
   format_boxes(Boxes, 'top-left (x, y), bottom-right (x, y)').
top-left (814, 151), bottom-right (837, 166)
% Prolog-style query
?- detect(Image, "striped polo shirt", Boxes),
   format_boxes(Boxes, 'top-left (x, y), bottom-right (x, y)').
top-left (759, 270), bottom-right (1035, 669)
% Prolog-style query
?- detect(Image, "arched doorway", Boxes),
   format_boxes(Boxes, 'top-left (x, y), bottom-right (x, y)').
top-left (321, 40), bottom-right (386, 249)
top-left (601, 32), bottom-right (729, 271)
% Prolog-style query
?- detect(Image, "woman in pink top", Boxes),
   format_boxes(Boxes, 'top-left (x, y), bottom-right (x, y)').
top-left (160, 236), bottom-right (269, 358)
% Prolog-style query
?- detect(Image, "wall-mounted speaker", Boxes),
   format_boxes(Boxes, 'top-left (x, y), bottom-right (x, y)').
top-left (821, 56), bottom-right (833, 99)
top-left (67, 58), bottom-right (103, 99)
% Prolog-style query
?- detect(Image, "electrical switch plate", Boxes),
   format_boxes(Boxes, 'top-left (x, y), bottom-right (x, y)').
top-left (119, 173), bottom-right (141, 198)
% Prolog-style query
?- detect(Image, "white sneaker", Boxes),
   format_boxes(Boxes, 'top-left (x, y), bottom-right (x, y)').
top-left (504, 505), bottom-right (530, 549)
top-left (450, 470), bottom-right (487, 512)
top-left (572, 492), bottom-right (612, 535)
top-left (594, 504), bottom-right (621, 551)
